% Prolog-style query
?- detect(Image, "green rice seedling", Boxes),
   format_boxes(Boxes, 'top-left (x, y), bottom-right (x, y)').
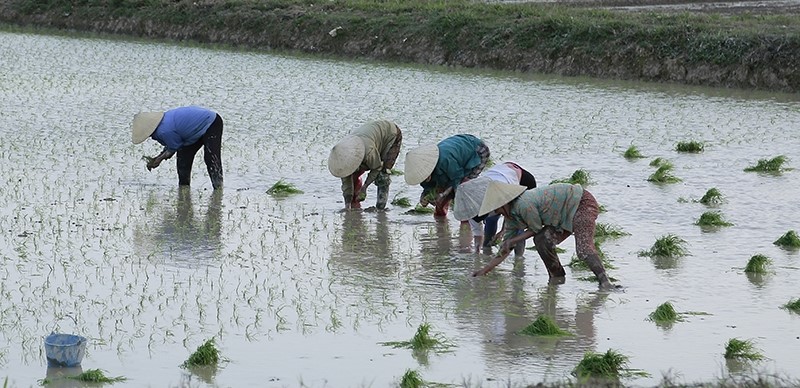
top-left (573, 349), bottom-right (647, 379)
top-left (695, 211), bottom-right (733, 227)
top-left (783, 299), bottom-right (800, 313)
top-left (406, 205), bottom-right (434, 215)
top-left (647, 162), bottom-right (681, 183)
top-left (568, 250), bottom-right (616, 270)
top-left (66, 369), bottom-right (126, 383)
top-left (399, 369), bottom-right (423, 388)
top-left (638, 234), bottom-right (688, 258)
top-left (389, 168), bottom-right (404, 176)
top-left (380, 323), bottom-right (452, 352)
top-left (724, 338), bottom-right (764, 361)
top-left (699, 188), bottom-right (725, 205)
top-left (647, 302), bottom-right (682, 324)
top-left (744, 155), bottom-right (789, 173)
top-left (774, 230), bottom-right (800, 248)
top-left (744, 254), bottom-right (772, 274)
top-left (649, 157), bottom-right (668, 167)
top-left (391, 196), bottom-right (412, 207)
top-left (675, 140), bottom-right (704, 153)
top-left (182, 338), bottom-right (220, 368)
top-left (266, 179), bottom-right (303, 196)
top-left (527, 245), bottom-right (566, 254)
top-left (551, 169), bottom-right (591, 186)
top-left (595, 223), bottom-right (630, 239)
top-left (519, 315), bottom-right (571, 336)
top-left (623, 145), bottom-right (645, 159)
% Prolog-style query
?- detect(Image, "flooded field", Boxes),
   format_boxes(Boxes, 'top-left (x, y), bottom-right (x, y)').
top-left (1, 29), bottom-right (799, 387)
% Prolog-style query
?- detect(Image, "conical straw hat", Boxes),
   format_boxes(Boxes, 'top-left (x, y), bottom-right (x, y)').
top-left (478, 181), bottom-right (526, 216)
top-left (131, 111), bottom-right (164, 144)
top-left (453, 176), bottom-right (493, 221)
top-left (328, 135), bottom-right (366, 177)
top-left (403, 144), bottom-right (439, 185)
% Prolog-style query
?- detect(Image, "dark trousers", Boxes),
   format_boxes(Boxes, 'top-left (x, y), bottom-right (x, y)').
top-left (177, 114), bottom-right (224, 189)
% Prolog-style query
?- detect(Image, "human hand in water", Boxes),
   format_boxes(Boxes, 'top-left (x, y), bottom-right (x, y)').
top-left (144, 156), bottom-right (161, 171)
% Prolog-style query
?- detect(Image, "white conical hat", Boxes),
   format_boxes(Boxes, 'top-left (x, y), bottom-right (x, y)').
top-left (403, 144), bottom-right (439, 185)
top-left (131, 111), bottom-right (164, 144)
top-left (453, 176), bottom-right (493, 221)
top-left (327, 135), bottom-right (366, 177)
top-left (478, 181), bottom-right (526, 216)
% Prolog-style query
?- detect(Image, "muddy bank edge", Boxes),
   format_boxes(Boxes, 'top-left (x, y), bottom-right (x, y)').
top-left (2, 0), bottom-right (799, 93)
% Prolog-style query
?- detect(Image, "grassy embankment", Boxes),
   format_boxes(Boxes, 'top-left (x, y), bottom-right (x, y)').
top-left (1, 0), bottom-right (799, 92)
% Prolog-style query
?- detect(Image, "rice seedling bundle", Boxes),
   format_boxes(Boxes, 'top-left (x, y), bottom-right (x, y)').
top-left (66, 369), bottom-right (126, 383)
top-left (267, 179), bottom-right (303, 196)
top-left (391, 196), bottom-right (412, 207)
top-left (744, 155), bottom-right (789, 172)
top-left (783, 299), bottom-right (800, 313)
top-left (623, 145), bottom-right (645, 159)
top-left (400, 369), bottom-right (423, 388)
top-left (744, 254), bottom-right (771, 274)
top-left (519, 315), bottom-right (571, 336)
top-left (551, 169), bottom-right (591, 185)
top-left (699, 188), bottom-right (724, 205)
top-left (647, 163), bottom-right (681, 183)
top-left (648, 302), bottom-right (681, 324)
top-left (774, 230), bottom-right (800, 248)
top-left (724, 338), bottom-right (764, 361)
top-left (638, 234), bottom-right (688, 258)
top-left (695, 211), bottom-right (733, 227)
top-left (676, 140), bottom-right (704, 153)
top-left (573, 349), bottom-right (631, 378)
top-left (182, 338), bottom-right (220, 367)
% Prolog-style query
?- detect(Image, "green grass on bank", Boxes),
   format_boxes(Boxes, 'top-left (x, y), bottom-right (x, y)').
top-left (3, 0), bottom-right (800, 92)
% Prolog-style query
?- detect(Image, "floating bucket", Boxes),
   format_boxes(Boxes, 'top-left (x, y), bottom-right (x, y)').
top-left (44, 332), bottom-right (87, 367)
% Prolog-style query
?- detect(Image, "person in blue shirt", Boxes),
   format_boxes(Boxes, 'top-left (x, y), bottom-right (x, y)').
top-left (131, 106), bottom-right (223, 190)
top-left (404, 134), bottom-right (490, 217)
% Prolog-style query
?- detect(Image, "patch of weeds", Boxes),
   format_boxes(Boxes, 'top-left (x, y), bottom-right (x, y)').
top-left (405, 205), bottom-right (434, 215)
top-left (744, 254), bottom-right (772, 274)
top-left (638, 234), bottom-right (688, 258)
top-left (744, 155), bottom-right (789, 173)
top-left (647, 302), bottom-right (683, 324)
top-left (182, 338), bottom-right (220, 368)
top-left (380, 323), bottom-right (452, 352)
top-left (519, 315), bottom-right (571, 337)
top-left (550, 169), bottom-right (591, 186)
top-left (647, 162), bottom-right (681, 183)
top-left (696, 211), bottom-right (733, 227)
top-left (623, 145), bottom-right (645, 159)
top-left (400, 369), bottom-right (423, 388)
top-left (573, 349), bottom-right (648, 379)
top-left (266, 179), bottom-right (303, 196)
top-left (391, 196), bottom-right (412, 207)
top-left (66, 369), bottom-right (126, 383)
top-left (783, 298), bottom-right (800, 314)
top-left (675, 140), bottom-right (704, 153)
top-left (774, 230), bottom-right (800, 248)
top-left (724, 338), bottom-right (764, 361)
top-left (595, 223), bottom-right (630, 239)
top-left (699, 187), bottom-right (724, 205)
top-left (649, 157), bottom-right (668, 167)
top-left (389, 168), bottom-right (404, 176)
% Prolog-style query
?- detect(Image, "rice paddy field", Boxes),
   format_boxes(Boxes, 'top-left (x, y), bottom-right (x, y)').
top-left (1, 29), bottom-right (800, 387)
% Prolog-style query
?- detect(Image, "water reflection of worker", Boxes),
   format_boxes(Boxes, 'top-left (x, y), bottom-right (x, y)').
top-left (472, 182), bottom-right (617, 290)
top-left (157, 187), bottom-right (223, 259)
top-left (403, 134), bottom-right (490, 217)
top-left (454, 162), bottom-right (537, 254)
top-left (131, 106), bottom-right (224, 190)
top-left (327, 120), bottom-right (402, 210)
top-left (329, 210), bottom-right (398, 280)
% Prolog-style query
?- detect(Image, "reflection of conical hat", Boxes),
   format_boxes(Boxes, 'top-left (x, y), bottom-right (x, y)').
top-left (131, 111), bottom-right (164, 144)
top-left (328, 135), bottom-right (366, 177)
top-left (478, 181), bottom-right (526, 216)
top-left (453, 176), bottom-right (493, 221)
top-left (403, 144), bottom-right (439, 185)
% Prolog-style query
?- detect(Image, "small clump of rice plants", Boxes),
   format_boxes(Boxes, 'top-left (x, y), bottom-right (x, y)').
top-left (573, 349), bottom-right (648, 379)
top-left (380, 323), bottom-right (452, 352)
top-left (519, 315), bottom-right (571, 337)
top-left (782, 299), bottom-right (800, 314)
top-left (406, 205), bottom-right (434, 215)
top-left (550, 169), bottom-right (591, 186)
top-left (695, 211), bottom-right (733, 227)
top-left (66, 369), bottom-right (126, 383)
top-left (647, 162), bottom-right (681, 183)
top-left (527, 245), bottom-right (567, 254)
top-left (675, 140), bottom-right (704, 153)
top-left (647, 302), bottom-right (683, 324)
top-left (266, 179), bottom-right (303, 196)
top-left (744, 254), bottom-right (772, 274)
top-left (699, 187), bottom-right (725, 205)
top-left (774, 230), bottom-right (800, 248)
top-left (744, 155), bottom-right (789, 173)
top-left (649, 157), bottom-right (668, 167)
top-left (623, 145), bottom-right (645, 159)
top-left (638, 234), bottom-right (688, 258)
top-left (399, 369), bottom-right (424, 388)
top-left (568, 252), bottom-right (616, 270)
top-left (724, 338), bottom-right (764, 361)
top-left (391, 196), bottom-right (412, 207)
top-left (595, 223), bottom-right (630, 239)
top-left (182, 338), bottom-right (220, 368)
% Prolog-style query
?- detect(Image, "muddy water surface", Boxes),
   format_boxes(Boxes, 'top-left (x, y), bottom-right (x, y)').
top-left (1, 30), bottom-right (800, 387)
